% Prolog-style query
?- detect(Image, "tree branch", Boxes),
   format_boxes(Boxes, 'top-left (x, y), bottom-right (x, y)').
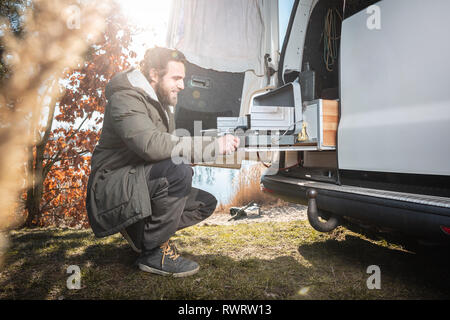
top-left (43, 149), bottom-right (90, 164)
top-left (42, 114), bottom-right (91, 179)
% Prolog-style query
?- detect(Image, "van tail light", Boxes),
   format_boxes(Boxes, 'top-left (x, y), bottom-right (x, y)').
top-left (261, 184), bottom-right (273, 193)
top-left (440, 226), bottom-right (450, 236)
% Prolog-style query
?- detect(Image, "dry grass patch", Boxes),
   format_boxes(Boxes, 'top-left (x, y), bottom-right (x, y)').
top-left (215, 163), bottom-right (287, 214)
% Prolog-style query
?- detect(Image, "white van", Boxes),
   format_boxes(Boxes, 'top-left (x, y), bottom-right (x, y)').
top-left (167, 0), bottom-right (450, 243)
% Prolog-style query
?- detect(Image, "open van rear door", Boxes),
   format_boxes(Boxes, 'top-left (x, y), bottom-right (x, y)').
top-left (167, 0), bottom-right (319, 169)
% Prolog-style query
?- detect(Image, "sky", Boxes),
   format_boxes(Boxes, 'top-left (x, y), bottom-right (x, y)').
top-left (117, 0), bottom-right (173, 61)
top-left (279, 0), bottom-right (295, 47)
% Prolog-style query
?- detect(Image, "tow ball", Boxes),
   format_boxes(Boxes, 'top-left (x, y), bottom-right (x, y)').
top-left (306, 189), bottom-right (340, 232)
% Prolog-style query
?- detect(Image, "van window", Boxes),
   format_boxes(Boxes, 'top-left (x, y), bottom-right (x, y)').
top-left (279, 0), bottom-right (295, 49)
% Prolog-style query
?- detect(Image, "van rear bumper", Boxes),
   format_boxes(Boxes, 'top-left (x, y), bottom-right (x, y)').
top-left (261, 174), bottom-right (450, 242)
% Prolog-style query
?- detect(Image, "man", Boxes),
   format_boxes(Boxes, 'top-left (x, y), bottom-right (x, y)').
top-left (86, 47), bottom-right (240, 277)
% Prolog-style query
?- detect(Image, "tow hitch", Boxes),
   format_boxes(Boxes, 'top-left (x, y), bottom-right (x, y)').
top-left (306, 188), bottom-right (340, 232)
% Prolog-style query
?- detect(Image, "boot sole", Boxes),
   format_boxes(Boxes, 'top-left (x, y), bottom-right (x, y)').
top-left (138, 263), bottom-right (200, 278)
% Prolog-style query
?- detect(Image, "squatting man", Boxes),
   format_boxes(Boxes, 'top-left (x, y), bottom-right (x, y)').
top-left (86, 47), bottom-right (240, 277)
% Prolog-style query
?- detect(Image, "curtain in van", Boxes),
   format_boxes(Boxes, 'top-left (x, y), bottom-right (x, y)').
top-left (167, 0), bottom-right (265, 75)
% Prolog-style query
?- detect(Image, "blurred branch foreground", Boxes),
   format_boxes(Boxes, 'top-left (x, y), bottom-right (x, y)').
top-left (0, 0), bottom-right (111, 267)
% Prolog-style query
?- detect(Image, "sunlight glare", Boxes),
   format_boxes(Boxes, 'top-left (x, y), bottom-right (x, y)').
top-left (117, 0), bottom-right (173, 60)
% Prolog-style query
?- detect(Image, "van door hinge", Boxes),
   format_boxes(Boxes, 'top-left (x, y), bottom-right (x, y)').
top-left (264, 54), bottom-right (276, 85)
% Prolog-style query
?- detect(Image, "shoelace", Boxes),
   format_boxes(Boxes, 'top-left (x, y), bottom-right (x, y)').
top-left (160, 241), bottom-right (180, 266)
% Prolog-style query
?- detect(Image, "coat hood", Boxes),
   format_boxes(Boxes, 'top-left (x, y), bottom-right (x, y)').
top-left (105, 68), bottom-right (160, 103)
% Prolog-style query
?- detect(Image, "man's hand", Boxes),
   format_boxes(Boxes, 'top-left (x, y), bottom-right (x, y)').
top-left (217, 134), bottom-right (240, 155)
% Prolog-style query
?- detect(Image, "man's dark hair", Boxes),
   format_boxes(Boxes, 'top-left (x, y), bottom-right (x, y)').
top-left (139, 47), bottom-right (186, 80)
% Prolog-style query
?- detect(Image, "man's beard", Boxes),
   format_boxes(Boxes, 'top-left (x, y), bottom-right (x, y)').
top-left (155, 82), bottom-right (177, 108)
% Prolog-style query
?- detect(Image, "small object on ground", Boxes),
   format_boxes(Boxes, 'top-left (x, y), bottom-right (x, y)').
top-left (229, 202), bottom-right (259, 221)
top-left (249, 203), bottom-right (262, 216)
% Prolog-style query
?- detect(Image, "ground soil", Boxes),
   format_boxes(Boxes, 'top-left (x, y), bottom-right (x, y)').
top-left (202, 203), bottom-right (308, 226)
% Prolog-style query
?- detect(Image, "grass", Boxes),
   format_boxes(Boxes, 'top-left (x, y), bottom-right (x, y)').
top-left (1, 220), bottom-right (449, 300)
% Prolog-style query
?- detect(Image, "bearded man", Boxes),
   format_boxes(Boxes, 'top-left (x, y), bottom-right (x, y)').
top-left (86, 47), bottom-right (239, 277)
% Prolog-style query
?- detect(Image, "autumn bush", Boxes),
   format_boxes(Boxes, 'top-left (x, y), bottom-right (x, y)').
top-left (21, 3), bottom-right (136, 228)
top-left (0, 0), bottom-right (110, 266)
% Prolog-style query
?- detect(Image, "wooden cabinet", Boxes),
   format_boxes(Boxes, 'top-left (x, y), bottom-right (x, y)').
top-left (296, 99), bottom-right (339, 150)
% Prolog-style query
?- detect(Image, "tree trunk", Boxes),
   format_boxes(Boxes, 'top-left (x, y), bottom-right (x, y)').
top-left (25, 187), bottom-right (41, 227)
top-left (23, 94), bottom-right (57, 228)
top-left (25, 143), bottom-right (45, 227)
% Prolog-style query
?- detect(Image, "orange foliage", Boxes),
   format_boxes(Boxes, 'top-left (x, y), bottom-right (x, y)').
top-left (24, 10), bottom-right (136, 227)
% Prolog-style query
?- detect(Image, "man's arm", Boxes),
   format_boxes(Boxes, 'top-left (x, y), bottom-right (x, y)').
top-left (108, 91), bottom-right (238, 163)
top-left (109, 90), bottom-right (182, 162)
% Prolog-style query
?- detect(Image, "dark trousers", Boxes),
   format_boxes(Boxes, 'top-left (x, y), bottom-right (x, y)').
top-left (125, 158), bottom-right (217, 252)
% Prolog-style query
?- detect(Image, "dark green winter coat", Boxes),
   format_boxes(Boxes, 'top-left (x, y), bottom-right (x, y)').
top-left (86, 68), bottom-right (218, 237)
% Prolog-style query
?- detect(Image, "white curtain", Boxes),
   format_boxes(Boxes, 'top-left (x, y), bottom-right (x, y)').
top-left (167, 0), bottom-right (265, 74)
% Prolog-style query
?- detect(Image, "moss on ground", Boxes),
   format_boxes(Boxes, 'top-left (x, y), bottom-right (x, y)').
top-left (1, 221), bottom-right (449, 300)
